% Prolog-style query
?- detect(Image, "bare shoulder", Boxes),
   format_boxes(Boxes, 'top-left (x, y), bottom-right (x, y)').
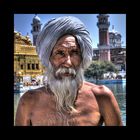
top-left (19, 86), bottom-right (46, 105)
top-left (15, 86), bottom-right (50, 125)
top-left (84, 81), bottom-right (122, 126)
top-left (84, 81), bottom-right (114, 98)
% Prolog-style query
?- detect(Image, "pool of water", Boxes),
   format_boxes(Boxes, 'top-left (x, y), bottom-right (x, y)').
top-left (115, 94), bottom-right (126, 126)
top-left (102, 83), bottom-right (126, 126)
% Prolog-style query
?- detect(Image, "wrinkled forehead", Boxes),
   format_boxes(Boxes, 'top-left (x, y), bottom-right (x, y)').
top-left (54, 35), bottom-right (80, 49)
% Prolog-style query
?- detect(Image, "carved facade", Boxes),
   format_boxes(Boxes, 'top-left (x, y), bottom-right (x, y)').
top-left (14, 30), bottom-right (44, 82)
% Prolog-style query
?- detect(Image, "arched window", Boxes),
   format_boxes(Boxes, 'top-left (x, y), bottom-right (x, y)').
top-left (36, 64), bottom-right (39, 69)
top-left (32, 64), bottom-right (35, 70)
top-left (28, 64), bottom-right (31, 70)
top-left (21, 64), bottom-right (23, 69)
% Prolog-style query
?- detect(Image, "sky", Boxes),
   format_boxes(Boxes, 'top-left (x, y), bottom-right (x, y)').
top-left (14, 14), bottom-right (126, 48)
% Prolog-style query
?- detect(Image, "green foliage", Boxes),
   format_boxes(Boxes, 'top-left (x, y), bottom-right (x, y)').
top-left (84, 60), bottom-right (118, 80)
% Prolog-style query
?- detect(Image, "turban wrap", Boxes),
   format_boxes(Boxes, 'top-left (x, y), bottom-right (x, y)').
top-left (36, 16), bottom-right (93, 69)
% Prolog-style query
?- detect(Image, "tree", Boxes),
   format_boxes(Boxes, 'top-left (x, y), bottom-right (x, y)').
top-left (84, 61), bottom-right (118, 83)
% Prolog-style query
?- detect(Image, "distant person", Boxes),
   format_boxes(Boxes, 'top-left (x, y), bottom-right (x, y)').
top-left (15, 16), bottom-right (123, 126)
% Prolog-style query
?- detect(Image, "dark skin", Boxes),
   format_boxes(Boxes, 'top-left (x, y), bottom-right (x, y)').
top-left (15, 35), bottom-right (123, 126)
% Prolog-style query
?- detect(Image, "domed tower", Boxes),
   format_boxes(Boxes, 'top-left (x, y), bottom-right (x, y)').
top-left (97, 14), bottom-right (110, 61)
top-left (109, 25), bottom-right (122, 48)
top-left (31, 14), bottom-right (42, 46)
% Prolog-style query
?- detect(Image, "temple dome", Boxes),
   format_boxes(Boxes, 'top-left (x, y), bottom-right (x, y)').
top-left (33, 15), bottom-right (41, 23)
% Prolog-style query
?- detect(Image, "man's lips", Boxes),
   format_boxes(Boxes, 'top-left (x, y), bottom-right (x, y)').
top-left (62, 73), bottom-right (73, 77)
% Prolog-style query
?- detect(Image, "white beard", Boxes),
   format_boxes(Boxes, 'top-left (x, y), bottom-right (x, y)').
top-left (44, 62), bottom-right (84, 112)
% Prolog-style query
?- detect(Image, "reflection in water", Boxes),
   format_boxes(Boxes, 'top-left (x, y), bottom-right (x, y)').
top-left (14, 83), bottom-right (126, 126)
top-left (104, 83), bottom-right (126, 126)
top-left (115, 94), bottom-right (126, 126)
top-left (14, 93), bottom-right (20, 124)
top-left (105, 83), bottom-right (126, 94)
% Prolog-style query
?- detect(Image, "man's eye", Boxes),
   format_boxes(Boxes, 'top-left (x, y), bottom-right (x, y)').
top-left (73, 51), bottom-right (78, 54)
top-left (71, 50), bottom-right (80, 55)
top-left (55, 51), bottom-right (65, 56)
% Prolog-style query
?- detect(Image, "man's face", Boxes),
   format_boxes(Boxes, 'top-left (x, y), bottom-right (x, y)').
top-left (50, 35), bottom-right (82, 78)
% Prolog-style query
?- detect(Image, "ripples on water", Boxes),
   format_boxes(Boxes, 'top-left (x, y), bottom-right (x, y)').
top-left (14, 94), bottom-right (20, 124)
top-left (105, 83), bottom-right (126, 126)
top-left (115, 94), bottom-right (126, 126)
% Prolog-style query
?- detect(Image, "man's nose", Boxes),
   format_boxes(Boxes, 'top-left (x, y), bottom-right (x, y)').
top-left (63, 55), bottom-right (72, 68)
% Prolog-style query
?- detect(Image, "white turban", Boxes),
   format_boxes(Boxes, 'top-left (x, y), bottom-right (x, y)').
top-left (36, 16), bottom-right (93, 69)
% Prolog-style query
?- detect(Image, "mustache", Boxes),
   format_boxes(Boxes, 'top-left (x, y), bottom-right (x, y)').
top-left (55, 67), bottom-right (76, 77)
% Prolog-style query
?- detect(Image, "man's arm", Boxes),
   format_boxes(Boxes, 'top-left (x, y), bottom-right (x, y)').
top-left (94, 85), bottom-right (123, 126)
top-left (15, 92), bottom-right (32, 126)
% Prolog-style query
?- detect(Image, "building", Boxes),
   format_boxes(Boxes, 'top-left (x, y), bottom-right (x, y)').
top-left (31, 14), bottom-right (42, 46)
top-left (14, 15), bottom-right (44, 83)
top-left (109, 25), bottom-right (122, 48)
top-left (93, 14), bottom-right (126, 71)
top-left (97, 14), bottom-right (111, 61)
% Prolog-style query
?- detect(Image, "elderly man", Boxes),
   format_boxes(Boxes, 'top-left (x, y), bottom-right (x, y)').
top-left (15, 16), bottom-right (123, 126)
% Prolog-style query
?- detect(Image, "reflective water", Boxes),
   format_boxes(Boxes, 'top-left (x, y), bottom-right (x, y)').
top-left (14, 82), bottom-right (126, 126)
top-left (103, 83), bottom-right (126, 126)
top-left (14, 93), bottom-right (20, 124)
top-left (115, 94), bottom-right (126, 126)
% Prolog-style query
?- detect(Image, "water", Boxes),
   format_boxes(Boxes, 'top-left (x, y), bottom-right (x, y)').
top-left (14, 93), bottom-right (20, 123)
top-left (115, 94), bottom-right (126, 126)
top-left (14, 83), bottom-right (126, 126)
top-left (103, 83), bottom-right (126, 126)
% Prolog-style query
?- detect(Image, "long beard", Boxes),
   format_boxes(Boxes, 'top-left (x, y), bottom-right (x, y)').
top-left (44, 62), bottom-right (84, 112)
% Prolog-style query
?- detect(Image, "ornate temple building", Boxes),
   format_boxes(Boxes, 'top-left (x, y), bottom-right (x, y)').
top-left (14, 15), bottom-right (44, 83)
top-left (93, 14), bottom-right (126, 71)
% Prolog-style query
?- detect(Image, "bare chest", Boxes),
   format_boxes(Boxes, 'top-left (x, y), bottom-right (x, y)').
top-left (30, 92), bottom-right (101, 126)
top-left (30, 108), bottom-right (101, 126)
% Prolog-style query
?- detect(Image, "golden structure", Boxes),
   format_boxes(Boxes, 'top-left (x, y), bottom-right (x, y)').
top-left (14, 30), bottom-right (44, 83)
